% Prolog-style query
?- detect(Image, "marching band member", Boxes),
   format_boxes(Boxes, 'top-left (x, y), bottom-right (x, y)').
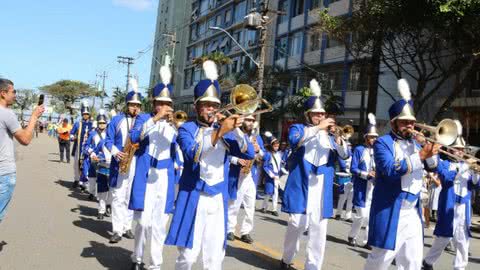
top-left (227, 115), bottom-right (265, 244)
top-left (423, 135), bottom-right (480, 270)
top-left (128, 65), bottom-right (177, 270)
top-left (280, 79), bottom-right (349, 270)
top-left (70, 101), bottom-right (93, 189)
top-left (105, 79), bottom-right (143, 244)
top-left (364, 79), bottom-right (439, 270)
top-left (347, 113), bottom-right (378, 249)
top-left (83, 110), bottom-right (110, 218)
top-left (261, 131), bottom-right (284, 216)
top-left (165, 60), bottom-right (255, 270)
top-left (335, 130), bottom-right (353, 222)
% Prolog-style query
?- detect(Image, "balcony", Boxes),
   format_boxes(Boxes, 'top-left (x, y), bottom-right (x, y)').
top-left (290, 14), bottom-right (305, 32)
top-left (323, 46), bottom-right (346, 63)
top-left (304, 50), bottom-right (321, 66)
top-left (277, 21), bottom-right (288, 36)
top-left (287, 55), bottom-right (301, 69)
top-left (307, 8), bottom-right (321, 25)
top-left (328, 0), bottom-right (350, 17)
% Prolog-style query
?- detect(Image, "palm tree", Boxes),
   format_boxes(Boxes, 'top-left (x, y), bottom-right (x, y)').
top-left (192, 52), bottom-right (232, 68)
top-left (106, 87), bottom-right (127, 112)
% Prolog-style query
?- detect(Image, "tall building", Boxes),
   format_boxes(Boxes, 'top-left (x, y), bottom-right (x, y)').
top-left (149, 0), bottom-right (192, 98)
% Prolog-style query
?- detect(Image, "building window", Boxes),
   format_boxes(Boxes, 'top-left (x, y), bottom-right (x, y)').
top-left (278, 0), bottom-right (289, 24)
top-left (193, 69), bottom-right (202, 84)
top-left (234, 1), bottom-right (246, 23)
top-left (245, 30), bottom-right (256, 47)
top-left (232, 57), bottom-right (240, 73)
top-left (349, 66), bottom-right (368, 92)
top-left (232, 30), bottom-right (244, 48)
top-left (215, 14), bottom-right (222, 27)
top-left (307, 32), bottom-right (321, 52)
top-left (327, 70), bottom-right (344, 91)
top-left (190, 24), bottom-right (198, 41)
top-left (326, 35), bottom-right (343, 48)
top-left (275, 36), bottom-right (288, 60)
top-left (184, 69), bottom-right (193, 88)
top-left (310, 0), bottom-right (321, 9)
top-left (225, 9), bottom-right (232, 25)
top-left (293, 0), bottom-right (305, 17)
top-left (200, 0), bottom-right (209, 16)
top-left (289, 32), bottom-right (303, 56)
top-left (198, 21), bottom-right (206, 37)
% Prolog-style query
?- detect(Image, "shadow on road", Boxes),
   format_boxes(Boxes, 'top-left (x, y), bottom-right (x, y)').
top-left (326, 234), bottom-right (349, 246)
top-left (258, 215), bottom-right (288, 226)
top-left (71, 205), bottom-right (98, 217)
top-left (73, 216), bottom-right (112, 239)
top-left (346, 247), bottom-right (369, 259)
top-left (0, 241), bottom-right (7, 252)
top-left (48, 159), bottom-right (61, 163)
top-left (81, 241), bottom-right (132, 270)
top-left (54, 179), bottom-right (92, 202)
top-left (226, 244), bottom-right (279, 270)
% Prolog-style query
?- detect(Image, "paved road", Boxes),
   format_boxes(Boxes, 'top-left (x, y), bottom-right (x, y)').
top-left (1, 134), bottom-right (480, 269)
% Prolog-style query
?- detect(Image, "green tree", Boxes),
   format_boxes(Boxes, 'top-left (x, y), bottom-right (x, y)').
top-left (12, 89), bottom-right (38, 121)
top-left (106, 87), bottom-right (127, 113)
top-left (192, 51), bottom-right (232, 68)
top-left (40, 80), bottom-right (96, 115)
top-left (318, 0), bottom-right (480, 122)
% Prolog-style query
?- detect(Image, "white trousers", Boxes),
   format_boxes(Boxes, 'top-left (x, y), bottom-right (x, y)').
top-left (424, 203), bottom-right (469, 270)
top-left (349, 203), bottom-right (371, 245)
top-left (73, 153), bottom-right (80, 181)
top-left (227, 174), bottom-right (256, 235)
top-left (111, 159), bottom-right (135, 234)
top-left (98, 191), bottom-right (111, 214)
top-left (364, 205), bottom-right (423, 270)
top-left (335, 182), bottom-right (353, 219)
top-left (282, 213), bottom-right (328, 270)
top-left (262, 182), bottom-right (278, 212)
top-left (88, 177), bottom-right (97, 197)
top-left (175, 193), bottom-right (225, 270)
top-left (282, 172), bottom-right (327, 270)
top-left (132, 168), bottom-right (170, 269)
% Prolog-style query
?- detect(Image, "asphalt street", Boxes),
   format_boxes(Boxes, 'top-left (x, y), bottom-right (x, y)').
top-left (1, 134), bottom-right (480, 269)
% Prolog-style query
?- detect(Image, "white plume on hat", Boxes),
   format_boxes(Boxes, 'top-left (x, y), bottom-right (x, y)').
top-left (98, 109), bottom-right (106, 116)
top-left (368, 113), bottom-right (376, 126)
top-left (397, 78), bottom-right (411, 101)
top-left (159, 65), bottom-right (172, 85)
top-left (309, 79), bottom-right (321, 97)
top-left (81, 100), bottom-right (89, 107)
top-left (203, 60), bottom-right (218, 81)
top-left (129, 77), bottom-right (139, 93)
top-left (264, 131), bottom-right (273, 138)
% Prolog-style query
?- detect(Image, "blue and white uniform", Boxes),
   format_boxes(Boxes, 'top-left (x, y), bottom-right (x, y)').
top-left (262, 146), bottom-right (285, 213)
top-left (424, 155), bottom-right (480, 269)
top-left (335, 144), bottom-right (353, 220)
top-left (227, 131), bottom-right (264, 237)
top-left (348, 144), bottom-right (375, 245)
top-left (364, 79), bottom-right (425, 270)
top-left (70, 111), bottom-right (92, 185)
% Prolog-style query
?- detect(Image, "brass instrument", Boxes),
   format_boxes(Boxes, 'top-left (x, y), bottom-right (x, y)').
top-left (330, 124), bottom-right (355, 140)
top-left (414, 119), bottom-right (459, 146)
top-left (119, 137), bottom-right (139, 174)
top-left (241, 125), bottom-right (260, 174)
top-left (172, 110), bottom-right (188, 128)
top-left (210, 84), bottom-right (273, 118)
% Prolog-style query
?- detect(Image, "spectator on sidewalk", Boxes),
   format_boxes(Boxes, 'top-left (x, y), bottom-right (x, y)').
top-left (57, 119), bottom-right (72, 163)
top-left (0, 78), bottom-right (44, 223)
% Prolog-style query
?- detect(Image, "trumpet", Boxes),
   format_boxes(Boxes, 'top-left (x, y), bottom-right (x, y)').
top-left (171, 110), bottom-right (188, 128)
top-left (330, 124), bottom-right (355, 140)
top-left (208, 84), bottom-right (273, 119)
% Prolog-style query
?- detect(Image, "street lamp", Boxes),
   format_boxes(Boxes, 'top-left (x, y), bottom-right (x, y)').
top-left (209, 26), bottom-right (259, 67)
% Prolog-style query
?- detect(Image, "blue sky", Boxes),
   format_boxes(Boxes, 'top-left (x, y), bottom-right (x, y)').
top-left (1, 0), bottom-right (158, 98)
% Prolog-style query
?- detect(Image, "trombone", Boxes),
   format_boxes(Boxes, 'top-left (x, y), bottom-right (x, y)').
top-left (412, 119), bottom-right (480, 172)
top-left (171, 110), bottom-right (188, 128)
top-left (209, 84), bottom-right (273, 119)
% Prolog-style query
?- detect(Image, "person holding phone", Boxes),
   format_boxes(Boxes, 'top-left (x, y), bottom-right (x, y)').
top-left (0, 78), bottom-right (44, 223)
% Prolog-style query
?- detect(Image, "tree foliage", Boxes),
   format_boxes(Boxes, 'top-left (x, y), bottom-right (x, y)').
top-left (318, 0), bottom-right (480, 121)
top-left (40, 80), bottom-right (96, 115)
top-left (12, 89), bottom-right (38, 121)
top-left (192, 51), bottom-right (232, 68)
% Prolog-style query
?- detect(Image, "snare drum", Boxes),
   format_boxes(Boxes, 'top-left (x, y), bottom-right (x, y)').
top-left (336, 172), bottom-right (352, 185)
top-left (96, 162), bottom-right (110, 177)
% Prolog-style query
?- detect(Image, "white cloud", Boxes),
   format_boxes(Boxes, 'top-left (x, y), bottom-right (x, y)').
top-left (112, 0), bottom-right (154, 11)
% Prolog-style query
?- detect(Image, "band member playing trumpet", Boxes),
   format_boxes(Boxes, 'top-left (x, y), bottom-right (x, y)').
top-left (83, 109), bottom-right (111, 219)
top-left (364, 79), bottom-right (439, 270)
top-left (165, 60), bottom-right (255, 270)
top-left (423, 135), bottom-right (480, 270)
top-left (348, 113), bottom-right (378, 249)
top-left (104, 79), bottom-right (143, 243)
top-left (227, 115), bottom-right (265, 244)
top-left (128, 65), bottom-right (177, 270)
top-left (280, 79), bottom-right (349, 270)
top-left (70, 101), bottom-right (93, 189)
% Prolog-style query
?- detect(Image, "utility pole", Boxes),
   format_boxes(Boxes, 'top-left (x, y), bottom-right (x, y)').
top-left (117, 56), bottom-right (135, 92)
top-left (97, 71), bottom-right (108, 107)
top-left (245, 0), bottom-right (284, 127)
